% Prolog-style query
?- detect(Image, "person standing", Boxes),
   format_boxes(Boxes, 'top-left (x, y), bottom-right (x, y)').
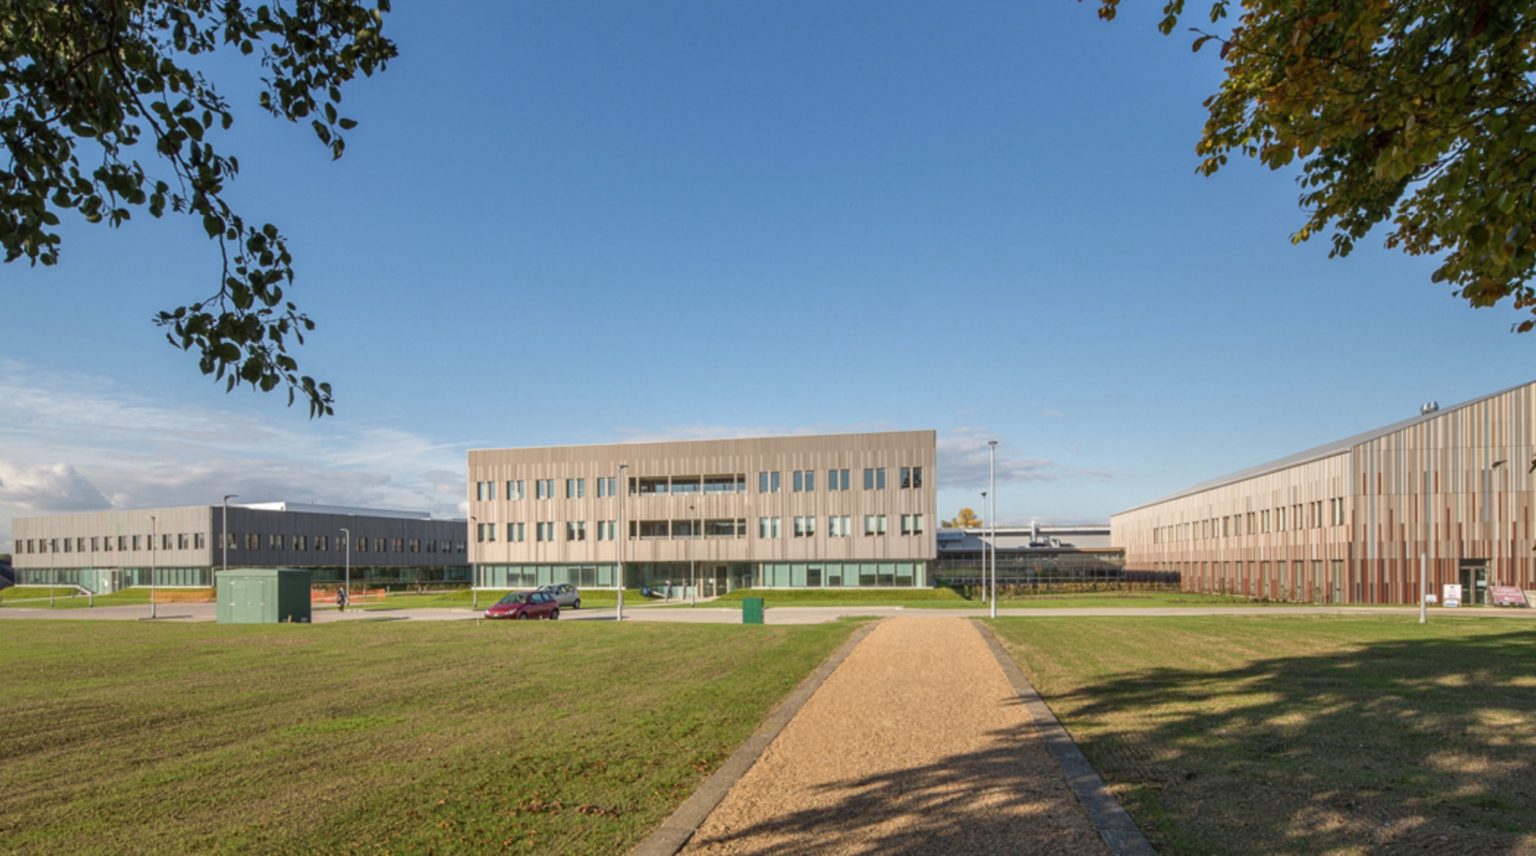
top-left (337, 585), bottom-right (349, 612)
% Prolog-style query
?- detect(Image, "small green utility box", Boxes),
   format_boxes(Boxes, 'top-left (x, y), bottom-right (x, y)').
top-left (217, 568), bottom-right (312, 624)
top-left (742, 596), bottom-right (764, 625)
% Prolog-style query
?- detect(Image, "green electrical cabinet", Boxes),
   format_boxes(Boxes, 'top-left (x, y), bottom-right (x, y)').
top-left (217, 568), bottom-right (313, 624)
top-left (742, 596), bottom-right (765, 625)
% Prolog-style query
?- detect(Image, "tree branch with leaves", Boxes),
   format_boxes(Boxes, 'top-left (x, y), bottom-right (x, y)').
top-left (1, 0), bottom-right (397, 415)
top-left (1095, 0), bottom-right (1536, 330)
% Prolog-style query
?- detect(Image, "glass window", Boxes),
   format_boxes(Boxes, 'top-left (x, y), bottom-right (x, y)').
top-left (566, 478), bottom-right (585, 499)
top-left (792, 470), bottom-right (815, 492)
top-left (638, 520), bottom-right (668, 538)
top-left (863, 468), bottom-right (886, 490)
top-left (759, 471), bottom-right (781, 493)
top-left (671, 476), bottom-right (701, 494)
top-left (705, 519), bottom-right (743, 538)
top-left (567, 521), bottom-right (587, 541)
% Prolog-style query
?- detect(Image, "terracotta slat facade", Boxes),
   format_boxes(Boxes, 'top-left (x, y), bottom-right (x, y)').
top-left (1112, 382), bottom-right (1536, 604)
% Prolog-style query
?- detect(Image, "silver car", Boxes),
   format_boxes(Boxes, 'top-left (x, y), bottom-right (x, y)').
top-left (537, 583), bottom-right (581, 609)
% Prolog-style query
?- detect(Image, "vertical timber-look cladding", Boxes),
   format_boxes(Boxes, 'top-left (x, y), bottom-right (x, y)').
top-left (465, 431), bottom-right (937, 569)
top-left (1112, 382), bottom-right (1536, 604)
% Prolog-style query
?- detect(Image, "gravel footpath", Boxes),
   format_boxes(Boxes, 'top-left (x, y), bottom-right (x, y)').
top-left (682, 617), bottom-right (1107, 855)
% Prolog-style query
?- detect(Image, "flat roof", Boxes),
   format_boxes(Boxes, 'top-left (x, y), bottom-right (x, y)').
top-left (235, 501), bottom-right (437, 520)
top-left (467, 429), bottom-right (935, 454)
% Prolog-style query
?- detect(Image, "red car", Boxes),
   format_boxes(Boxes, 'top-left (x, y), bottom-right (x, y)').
top-left (485, 590), bottom-right (560, 620)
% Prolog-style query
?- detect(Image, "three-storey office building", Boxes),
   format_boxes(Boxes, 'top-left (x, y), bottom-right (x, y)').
top-left (467, 431), bottom-right (937, 594)
top-left (1112, 381), bottom-right (1536, 605)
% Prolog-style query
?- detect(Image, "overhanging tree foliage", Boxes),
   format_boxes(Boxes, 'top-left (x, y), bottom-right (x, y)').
top-left (1, 1), bottom-right (397, 415)
top-left (1096, 0), bottom-right (1536, 330)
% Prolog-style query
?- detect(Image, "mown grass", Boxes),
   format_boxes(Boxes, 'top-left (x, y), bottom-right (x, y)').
top-left (0, 618), bottom-right (860, 854)
top-left (707, 588), bottom-right (1303, 609)
top-left (991, 591), bottom-right (1305, 609)
top-left (359, 588), bottom-right (646, 611)
top-left (0, 587), bottom-right (150, 609)
top-left (990, 615), bottom-right (1536, 854)
top-left (710, 587), bottom-right (973, 608)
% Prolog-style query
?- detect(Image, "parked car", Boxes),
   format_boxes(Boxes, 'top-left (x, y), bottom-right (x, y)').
top-left (537, 583), bottom-right (581, 609)
top-left (485, 590), bottom-right (559, 620)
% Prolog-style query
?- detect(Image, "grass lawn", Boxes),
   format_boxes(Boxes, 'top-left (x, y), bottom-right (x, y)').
top-left (705, 588), bottom-right (1299, 610)
top-left (990, 615), bottom-right (1536, 854)
top-left (359, 588), bottom-right (646, 611)
top-left (0, 587), bottom-right (150, 609)
top-left (711, 588), bottom-right (974, 608)
top-left (992, 592), bottom-right (1307, 609)
top-left (0, 618), bottom-right (860, 853)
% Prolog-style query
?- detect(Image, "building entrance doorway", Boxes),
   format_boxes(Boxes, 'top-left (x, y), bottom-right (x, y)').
top-left (1459, 560), bottom-right (1489, 606)
top-left (703, 565), bottom-right (729, 598)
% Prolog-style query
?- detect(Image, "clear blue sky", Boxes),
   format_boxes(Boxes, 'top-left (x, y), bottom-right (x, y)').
top-left (3, 1), bottom-right (1530, 546)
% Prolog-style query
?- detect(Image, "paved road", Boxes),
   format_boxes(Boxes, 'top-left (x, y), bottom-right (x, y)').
top-left (682, 617), bottom-right (1106, 854)
top-left (3, 602), bottom-right (1534, 624)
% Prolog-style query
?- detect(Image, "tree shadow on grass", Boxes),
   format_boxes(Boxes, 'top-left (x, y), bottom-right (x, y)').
top-left (1042, 628), bottom-right (1536, 854)
top-left (688, 725), bottom-right (1104, 855)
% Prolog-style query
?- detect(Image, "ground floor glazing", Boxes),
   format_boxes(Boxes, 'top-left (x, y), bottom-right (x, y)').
top-left (473, 560), bottom-right (929, 594)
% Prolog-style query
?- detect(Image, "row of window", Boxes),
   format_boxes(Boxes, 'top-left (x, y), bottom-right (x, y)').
top-left (19, 533), bottom-right (207, 555)
top-left (473, 514), bottom-right (926, 544)
top-left (17, 533), bottom-right (466, 556)
top-left (1151, 498), bottom-right (1346, 545)
top-left (471, 467), bottom-right (925, 502)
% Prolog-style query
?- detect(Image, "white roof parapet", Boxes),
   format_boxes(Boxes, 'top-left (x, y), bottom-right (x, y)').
top-left (234, 501), bottom-right (435, 520)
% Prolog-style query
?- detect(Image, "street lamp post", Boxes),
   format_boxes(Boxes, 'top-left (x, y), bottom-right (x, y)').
top-left (979, 490), bottom-right (988, 605)
top-left (617, 464), bottom-right (628, 622)
top-left (222, 494), bottom-right (238, 584)
top-left (339, 527), bottom-right (351, 612)
top-left (150, 514), bottom-right (158, 620)
top-left (469, 515), bottom-right (479, 611)
top-left (1487, 459), bottom-right (1506, 595)
top-left (988, 440), bottom-right (998, 620)
top-left (1420, 418), bottom-right (1434, 624)
top-left (689, 503), bottom-right (697, 607)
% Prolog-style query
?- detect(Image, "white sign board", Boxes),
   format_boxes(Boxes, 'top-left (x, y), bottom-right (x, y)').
top-left (1442, 583), bottom-right (1462, 608)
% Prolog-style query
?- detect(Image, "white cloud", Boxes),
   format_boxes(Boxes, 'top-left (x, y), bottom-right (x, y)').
top-left (0, 360), bottom-right (469, 551)
top-left (0, 461), bottom-right (113, 512)
top-left (936, 427), bottom-right (1111, 490)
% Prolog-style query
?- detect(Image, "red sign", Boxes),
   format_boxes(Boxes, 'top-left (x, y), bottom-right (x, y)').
top-left (1490, 586), bottom-right (1528, 608)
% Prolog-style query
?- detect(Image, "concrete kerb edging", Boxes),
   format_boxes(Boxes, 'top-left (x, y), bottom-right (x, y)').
top-left (630, 619), bottom-right (882, 856)
top-left (974, 620), bottom-right (1157, 856)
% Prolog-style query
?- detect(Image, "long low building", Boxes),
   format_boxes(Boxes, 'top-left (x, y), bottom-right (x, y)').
top-left (467, 430), bottom-right (936, 594)
top-left (934, 523), bottom-right (1123, 584)
top-left (11, 502), bottom-right (468, 591)
top-left (1112, 381), bottom-right (1536, 605)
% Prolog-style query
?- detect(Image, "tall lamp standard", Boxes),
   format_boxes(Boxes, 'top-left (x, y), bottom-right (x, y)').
top-left (221, 494), bottom-right (239, 583)
top-left (339, 527), bottom-right (351, 612)
top-left (988, 440), bottom-right (998, 619)
top-left (1486, 459), bottom-right (1507, 596)
top-left (688, 503), bottom-right (697, 607)
top-left (980, 491), bottom-right (988, 604)
top-left (150, 514), bottom-right (158, 620)
top-left (468, 515), bottom-right (479, 611)
top-left (1420, 415), bottom-right (1435, 624)
top-left (617, 463), bottom-right (628, 622)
